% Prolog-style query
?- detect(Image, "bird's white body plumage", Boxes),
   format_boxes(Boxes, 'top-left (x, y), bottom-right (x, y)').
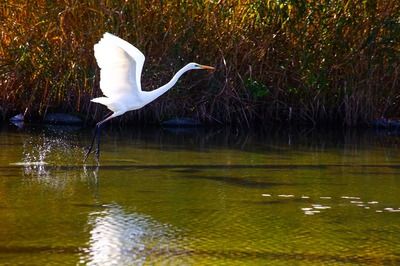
top-left (91, 32), bottom-right (210, 118)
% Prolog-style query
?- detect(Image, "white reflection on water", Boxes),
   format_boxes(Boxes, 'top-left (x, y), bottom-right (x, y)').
top-left (81, 204), bottom-right (177, 265)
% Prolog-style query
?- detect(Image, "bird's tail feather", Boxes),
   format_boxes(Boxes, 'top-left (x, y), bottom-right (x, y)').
top-left (91, 97), bottom-right (111, 106)
top-left (91, 97), bottom-right (122, 114)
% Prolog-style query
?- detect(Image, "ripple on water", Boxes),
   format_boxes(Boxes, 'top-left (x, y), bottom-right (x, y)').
top-left (320, 197), bottom-right (332, 199)
top-left (277, 194), bottom-right (295, 198)
top-left (341, 196), bottom-right (361, 200)
top-left (260, 193), bottom-right (400, 218)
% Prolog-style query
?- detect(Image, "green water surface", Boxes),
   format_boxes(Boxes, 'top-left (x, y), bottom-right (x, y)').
top-left (0, 125), bottom-right (399, 265)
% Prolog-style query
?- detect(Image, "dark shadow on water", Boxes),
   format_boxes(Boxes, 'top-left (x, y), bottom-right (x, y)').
top-left (78, 125), bottom-right (400, 156)
top-left (70, 203), bottom-right (109, 209)
top-left (185, 175), bottom-right (290, 188)
top-left (4, 164), bottom-right (400, 173)
top-left (243, 197), bottom-right (313, 205)
top-left (3, 163), bottom-right (400, 172)
top-left (4, 123), bottom-right (400, 162)
top-left (0, 246), bottom-right (80, 254)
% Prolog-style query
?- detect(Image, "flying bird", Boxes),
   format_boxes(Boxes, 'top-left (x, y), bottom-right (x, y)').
top-left (84, 32), bottom-right (214, 162)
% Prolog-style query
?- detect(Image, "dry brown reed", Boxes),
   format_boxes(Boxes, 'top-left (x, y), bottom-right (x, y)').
top-left (1, 0), bottom-right (399, 126)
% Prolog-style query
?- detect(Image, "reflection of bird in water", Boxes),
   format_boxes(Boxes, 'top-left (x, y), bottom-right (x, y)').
top-left (84, 33), bottom-right (215, 162)
top-left (81, 204), bottom-right (176, 265)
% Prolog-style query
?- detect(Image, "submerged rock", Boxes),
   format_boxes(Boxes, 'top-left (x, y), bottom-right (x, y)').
top-left (372, 118), bottom-right (400, 129)
top-left (161, 117), bottom-right (201, 127)
top-left (10, 113), bottom-right (24, 122)
top-left (10, 113), bottom-right (25, 128)
top-left (44, 113), bottom-right (82, 125)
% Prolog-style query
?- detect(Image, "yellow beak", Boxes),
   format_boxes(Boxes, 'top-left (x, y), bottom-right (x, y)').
top-left (200, 65), bottom-right (215, 70)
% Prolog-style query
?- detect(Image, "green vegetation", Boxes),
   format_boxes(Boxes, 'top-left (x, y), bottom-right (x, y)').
top-left (1, 0), bottom-right (399, 126)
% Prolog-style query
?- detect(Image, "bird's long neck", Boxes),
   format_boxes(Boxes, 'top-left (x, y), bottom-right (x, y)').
top-left (145, 64), bottom-right (192, 103)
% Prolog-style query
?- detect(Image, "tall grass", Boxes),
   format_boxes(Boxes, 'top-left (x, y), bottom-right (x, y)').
top-left (1, 0), bottom-right (399, 126)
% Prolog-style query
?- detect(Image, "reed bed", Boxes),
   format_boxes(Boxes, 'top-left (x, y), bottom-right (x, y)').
top-left (1, 0), bottom-right (399, 126)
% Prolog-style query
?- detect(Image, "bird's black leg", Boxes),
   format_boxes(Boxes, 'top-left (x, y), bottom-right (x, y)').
top-left (83, 124), bottom-right (99, 162)
top-left (83, 112), bottom-right (114, 162)
top-left (95, 121), bottom-right (103, 160)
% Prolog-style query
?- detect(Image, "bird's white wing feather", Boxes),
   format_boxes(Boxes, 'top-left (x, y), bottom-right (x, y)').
top-left (94, 33), bottom-right (145, 99)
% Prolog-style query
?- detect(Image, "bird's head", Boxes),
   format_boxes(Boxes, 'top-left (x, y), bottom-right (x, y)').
top-left (187, 62), bottom-right (215, 71)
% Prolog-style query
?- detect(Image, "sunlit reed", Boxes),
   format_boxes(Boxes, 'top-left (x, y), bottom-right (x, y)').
top-left (1, 1), bottom-right (399, 126)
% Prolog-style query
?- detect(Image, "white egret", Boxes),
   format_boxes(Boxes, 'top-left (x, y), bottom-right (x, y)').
top-left (84, 32), bottom-right (215, 161)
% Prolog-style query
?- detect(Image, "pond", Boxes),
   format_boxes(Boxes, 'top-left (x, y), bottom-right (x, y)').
top-left (0, 124), bottom-right (399, 265)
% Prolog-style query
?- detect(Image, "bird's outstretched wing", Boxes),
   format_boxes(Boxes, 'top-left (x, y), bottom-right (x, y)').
top-left (94, 32), bottom-right (145, 99)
